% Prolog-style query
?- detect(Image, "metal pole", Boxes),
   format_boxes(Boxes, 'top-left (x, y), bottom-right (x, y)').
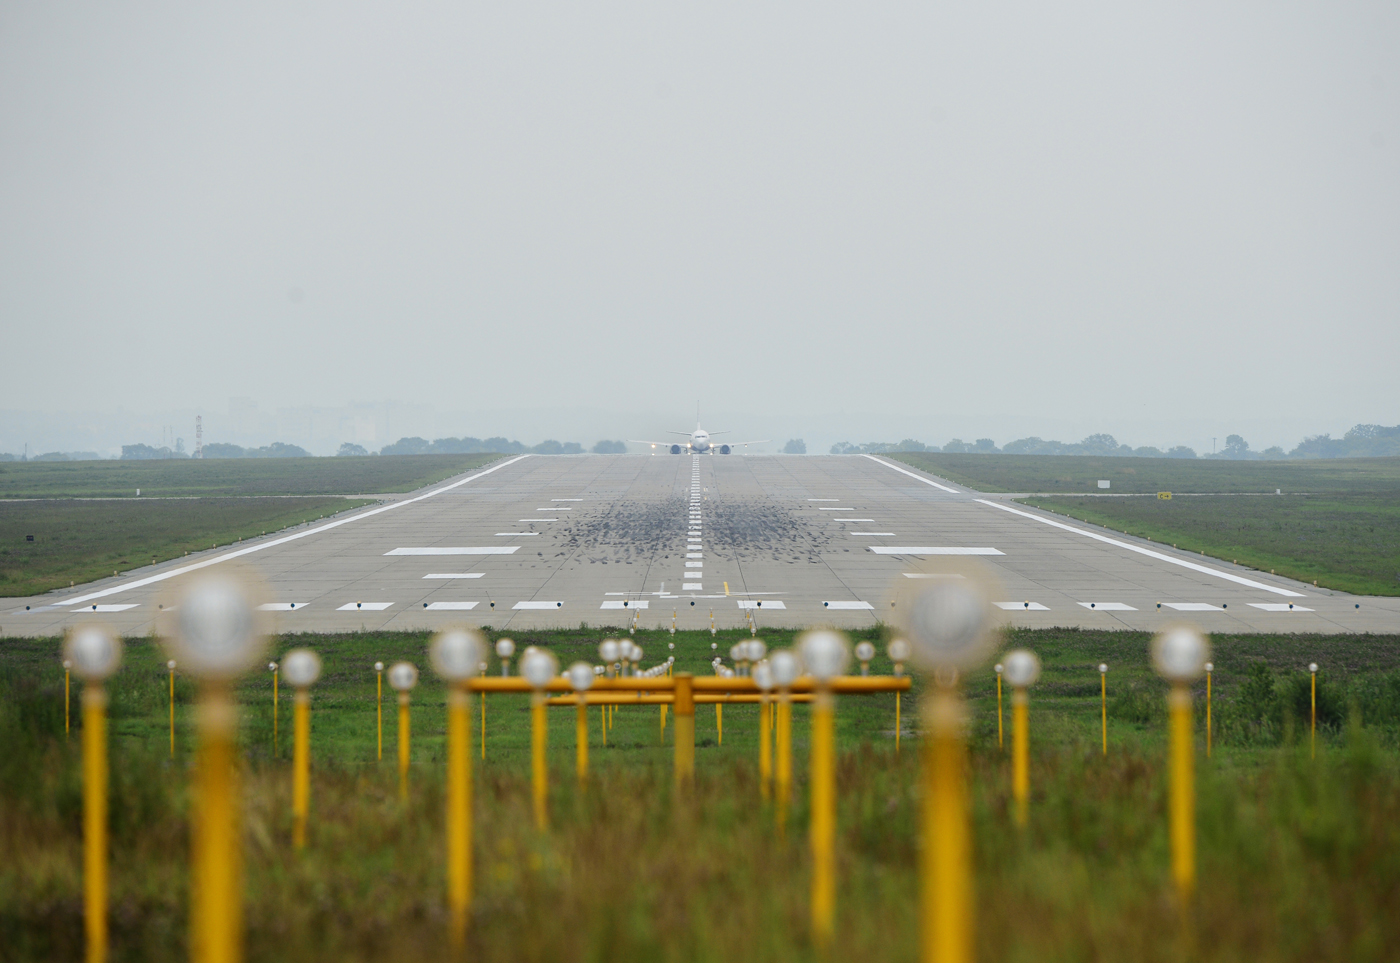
top-left (84, 686), bottom-right (109, 963)
top-left (674, 673), bottom-right (695, 788)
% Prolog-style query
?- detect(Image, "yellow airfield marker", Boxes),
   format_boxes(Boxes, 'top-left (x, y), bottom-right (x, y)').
top-left (568, 662), bottom-right (594, 784)
top-left (889, 639), bottom-right (911, 753)
top-left (769, 650), bottom-right (801, 833)
top-left (164, 576), bottom-right (268, 963)
top-left (63, 659), bottom-right (71, 738)
top-left (66, 625), bottom-right (123, 963)
top-left (388, 662), bottom-right (418, 802)
top-left (1204, 662), bottom-right (1214, 758)
top-left (901, 578), bottom-right (997, 963)
top-left (1309, 662), bottom-right (1318, 759)
top-left (1099, 664), bottom-right (1108, 756)
top-left (521, 647), bottom-right (560, 831)
top-left (994, 663), bottom-right (1004, 750)
top-left (429, 628), bottom-right (484, 948)
top-left (1152, 626), bottom-right (1211, 907)
top-left (282, 649), bottom-right (322, 850)
top-left (168, 660), bottom-right (178, 759)
top-left (799, 629), bottom-right (851, 948)
top-left (1003, 649), bottom-right (1041, 828)
top-left (374, 661), bottom-right (384, 761)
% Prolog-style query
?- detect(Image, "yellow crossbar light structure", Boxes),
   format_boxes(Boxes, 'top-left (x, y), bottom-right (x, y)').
top-left (1151, 625), bottom-right (1211, 909)
top-left (899, 577), bottom-right (997, 963)
top-left (66, 625), bottom-right (123, 963)
top-left (281, 649), bottom-right (322, 850)
top-left (163, 575), bottom-right (268, 963)
top-left (1002, 650), bottom-right (1041, 828)
top-left (388, 662), bottom-right (419, 802)
top-left (429, 628), bottom-right (484, 948)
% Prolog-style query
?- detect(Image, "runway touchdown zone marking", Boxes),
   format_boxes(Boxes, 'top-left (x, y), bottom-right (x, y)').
top-left (1249, 603), bottom-right (1315, 612)
top-left (1078, 602), bottom-right (1137, 611)
top-left (423, 573), bottom-right (485, 579)
top-left (737, 600), bottom-right (786, 610)
top-left (258, 602), bottom-right (308, 611)
top-left (600, 600), bottom-right (650, 610)
top-left (513, 601), bottom-right (564, 610)
top-left (423, 602), bottom-right (479, 611)
top-left (996, 602), bottom-right (1050, 611)
top-left (823, 601), bottom-right (875, 610)
top-left (337, 602), bottom-right (394, 611)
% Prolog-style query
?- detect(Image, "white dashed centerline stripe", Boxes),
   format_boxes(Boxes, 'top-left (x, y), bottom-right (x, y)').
top-left (973, 499), bottom-right (1306, 598)
top-left (54, 453), bottom-right (533, 606)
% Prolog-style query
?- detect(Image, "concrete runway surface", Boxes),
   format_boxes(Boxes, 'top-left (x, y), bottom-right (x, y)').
top-left (6, 454), bottom-right (1399, 638)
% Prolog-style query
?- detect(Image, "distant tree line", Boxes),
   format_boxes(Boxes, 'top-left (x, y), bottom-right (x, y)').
top-left (829, 423), bottom-right (1400, 460)
top-left (338, 437), bottom-right (631, 456)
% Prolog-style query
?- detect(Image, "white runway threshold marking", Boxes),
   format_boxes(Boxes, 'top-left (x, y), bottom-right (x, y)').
top-left (423, 573), bottom-right (485, 579)
top-left (1078, 602), bottom-right (1137, 611)
top-left (996, 602), bottom-right (1049, 611)
top-left (387, 547), bottom-right (520, 555)
top-left (600, 600), bottom-right (650, 610)
top-left (55, 453), bottom-right (533, 607)
top-left (869, 547), bottom-right (1004, 555)
top-left (1249, 603), bottom-right (1315, 612)
top-left (423, 602), bottom-right (479, 611)
top-left (257, 602), bottom-right (308, 611)
top-left (513, 601), bottom-right (563, 610)
top-left (823, 601), bottom-right (874, 610)
top-left (81, 604), bottom-right (139, 612)
top-left (737, 600), bottom-right (785, 609)
top-left (971, 499), bottom-right (1307, 598)
top-left (1161, 602), bottom-right (1225, 612)
top-left (338, 602), bottom-right (393, 611)
top-left (683, 583), bottom-right (702, 590)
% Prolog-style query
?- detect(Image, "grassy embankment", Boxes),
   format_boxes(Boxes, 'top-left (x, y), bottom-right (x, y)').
top-left (0, 454), bottom-right (502, 597)
top-left (889, 452), bottom-right (1400, 597)
top-left (4, 626), bottom-right (1400, 961)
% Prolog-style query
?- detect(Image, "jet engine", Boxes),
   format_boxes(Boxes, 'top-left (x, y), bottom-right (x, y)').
top-left (719, 444), bottom-right (731, 454)
top-left (670, 444), bottom-right (683, 454)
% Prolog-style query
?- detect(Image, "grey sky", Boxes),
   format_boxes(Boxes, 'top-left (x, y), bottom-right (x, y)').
top-left (2, 3), bottom-right (1396, 455)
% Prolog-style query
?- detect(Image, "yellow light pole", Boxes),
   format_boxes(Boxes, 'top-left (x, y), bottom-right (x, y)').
top-left (521, 647), bottom-right (559, 831)
top-left (1309, 662), bottom-right (1318, 759)
top-left (994, 663), bottom-right (1004, 750)
top-left (900, 578), bottom-right (997, 963)
top-left (600, 639), bottom-right (620, 745)
top-left (674, 673), bottom-right (695, 788)
top-left (889, 639), bottom-right (911, 753)
top-left (1003, 649), bottom-right (1041, 828)
top-left (388, 662), bottom-right (418, 802)
top-left (164, 575), bottom-right (269, 963)
top-left (63, 659), bottom-right (71, 738)
top-left (800, 629), bottom-right (851, 948)
top-left (168, 659), bottom-right (178, 759)
top-left (429, 628), bottom-right (485, 948)
top-left (489, 638), bottom-right (515, 761)
top-left (268, 662), bottom-right (279, 759)
top-left (1151, 626), bottom-right (1211, 908)
top-left (754, 660), bottom-right (774, 800)
top-left (568, 662), bottom-right (594, 784)
top-left (769, 650), bottom-right (801, 834)
top-left (374, 661), bottom-right (384, 762)
top-left (282, 649), bottom-right (322, 850)
top-left (1204, 662), bottom-right (1214, 758)
top-left (1099, 663), bottom-right (1108, 757)
top-left (66, 625), bottom-right (123, 963)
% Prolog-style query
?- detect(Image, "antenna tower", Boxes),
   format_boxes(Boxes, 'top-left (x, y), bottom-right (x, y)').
top-left (195, 416), bottom-right (203, 459)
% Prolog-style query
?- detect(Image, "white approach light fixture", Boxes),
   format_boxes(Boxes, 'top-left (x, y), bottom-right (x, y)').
top-left (65, 625), bottom-right (123, 682)
top-left (389, 662), bottom-right (419, 691)
top-left (1152, 627), bottom-right (1211, 683)
top-left (855, 641), bottom-right (876, 676)
top-left (170, 576), bottom-right (266, 680)
top-left (281, 649), bottom-right (322, 689)
top-left (903, 580), bottom-right (995, 675)
top-left (567, 662), bottom-right (594, 692)
top-left (431, 629), bottom-right (486, 682)
top-left (1002, 650), bottom-right (1040, 688)
top-left (799, 630), bottom-right (851, 682)
top-left (520, 648), bottom-right (559, 688)
top-left (770, 650), bottom-right (802, 688)
top-left (888, 639), bottom-right (912, 676)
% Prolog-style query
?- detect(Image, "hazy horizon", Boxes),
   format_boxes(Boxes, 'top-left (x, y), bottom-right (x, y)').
top-left (3, 3), bottom-right (1396, 455)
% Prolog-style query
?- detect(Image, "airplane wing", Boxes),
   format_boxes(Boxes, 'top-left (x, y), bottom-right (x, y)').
top-left (726, 440), bottom-right (769, 447)
top-left (629, 439), bottom-right (688, 448)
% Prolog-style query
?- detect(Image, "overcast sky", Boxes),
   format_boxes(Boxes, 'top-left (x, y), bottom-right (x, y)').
top-left (2, 2), bottom-right (1396, 454)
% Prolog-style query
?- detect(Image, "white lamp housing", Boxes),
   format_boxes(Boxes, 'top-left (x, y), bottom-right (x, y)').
top-left (167, 659), bottom-right (177, 671)
top-left (752, 660), bottom-right (774, 692)
top-left (281, 649), bottom-right (322, 688)
top-left (374, 661), bottom-right (384, 672)
top-left (567, 661), bottom-right (594, 692)
top-left (1099, 663), bottom-right (1108, 674)
top-left (903, 581), bottom-right (994, 671)
top-left (770, 650), bottom-right (801, 688)
top-left (1002, 649), bottom-right (1040, 688)
top-left (495, 637), bottom-right (516, 659)
top-left (64, 625), bottom-right (122, 682)
top-left (170, 576), bottom-right (265, 680)
top-left (1309, 662), bottom-right (1318, 673)
top-left (520, 648), bottom-right (559, 688)
top-left (888, 639), bottom-right (911, 664)
top-left (388, 661), bottom-right (419, 691)
top-left (799, 630), bottom-right (850, 682)
top-left (855, 641), bottom-right (876, 663)
top-left (430, 628), bottom-right (485, 682)
top-left (599, 639), bottom-right (620, 664)
top-left (744, 639), bottom-right (766, 662)
top-left (1151, 627), bottom-right (1211, 683)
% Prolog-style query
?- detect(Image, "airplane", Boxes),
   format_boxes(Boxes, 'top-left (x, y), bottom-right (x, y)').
top-left (631, 409), bottom-right (768, 454)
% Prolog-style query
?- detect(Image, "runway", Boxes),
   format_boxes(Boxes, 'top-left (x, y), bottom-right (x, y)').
top-left (6, 454), bottom-right (1399, 638)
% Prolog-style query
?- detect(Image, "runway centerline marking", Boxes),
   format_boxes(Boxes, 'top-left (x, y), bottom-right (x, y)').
top-left (973, 499), bottom-right (1306, 597)
top-left (54, 453), bottom-right (533, 606)
top-left (423, 573), bottom-right (485, 579)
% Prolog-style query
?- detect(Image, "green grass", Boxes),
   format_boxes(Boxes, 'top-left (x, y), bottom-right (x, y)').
top-left (4, 627), bottom-right (1400, 961)
top-left (0, 498), bottom-right (372, 597)
top-left (0, 453), bottom-right (504, 499)
top-left (888, 451), bottom-right (1400, 495)
top-left (1018, 494), bottom-right (1400, 596)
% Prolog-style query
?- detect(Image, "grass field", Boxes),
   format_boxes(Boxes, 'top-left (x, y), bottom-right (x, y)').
top-left (4, 627), bottom-right (1400, 961)
top-left (0, 498), bottom-right (372, 597)
top-left (1019, 494), bottom-right (1400, 597)
top-left (0, 453), bottom-right (503, 499)
top-left (888, 451), bottom-right (1400, 495)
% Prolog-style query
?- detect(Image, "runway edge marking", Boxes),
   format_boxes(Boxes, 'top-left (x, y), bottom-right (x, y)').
top-left (53, 454), bottom-right (534, 607)
top-left (972, 498), bottom-right (1306, 598)
top-left (860, 454), bottom-right (961, 493)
